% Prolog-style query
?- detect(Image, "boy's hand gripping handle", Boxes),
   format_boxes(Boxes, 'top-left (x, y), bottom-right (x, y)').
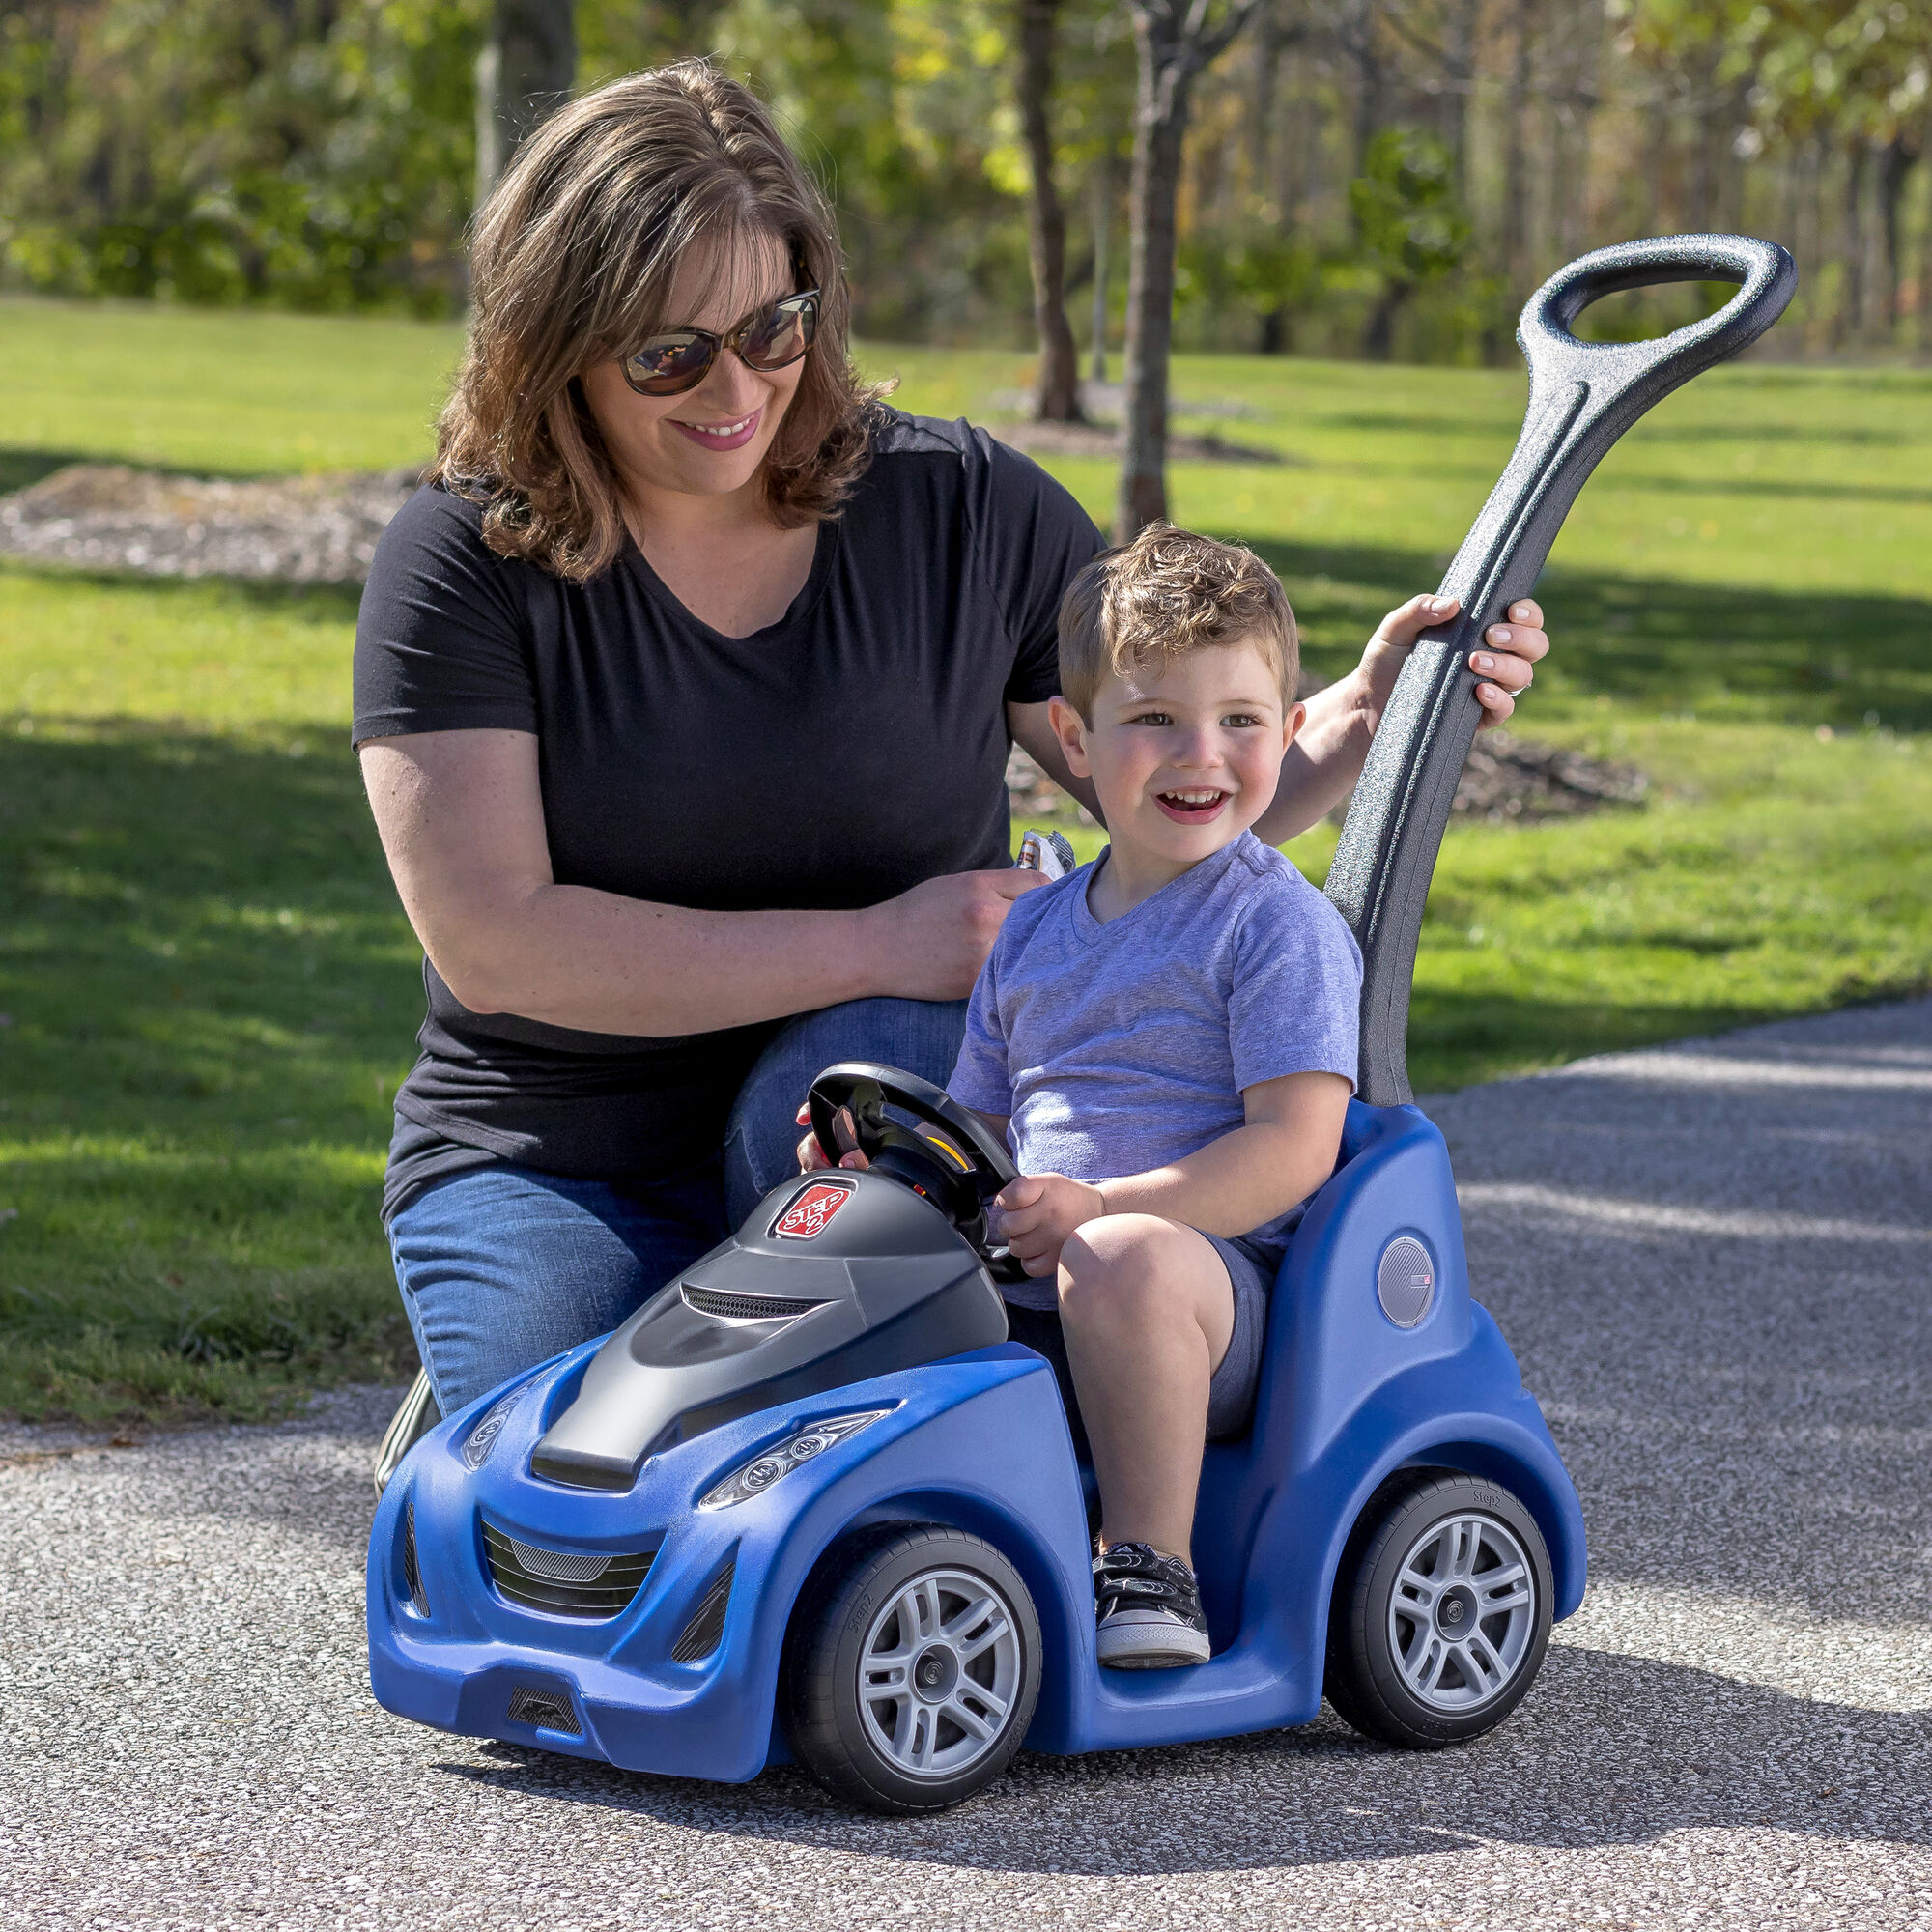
top-left (1323, 234), bottom-right (1797, 1106)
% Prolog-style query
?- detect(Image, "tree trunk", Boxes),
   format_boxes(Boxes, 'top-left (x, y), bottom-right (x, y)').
top-left (1346, 0), bottom-right (1384, 181)
top-left (475, 0), bottom-right (578, 213)
top-left (1090, 157), bottom-right (1113, 384)
top-left (1840, 140), bottom-right (1869, 349)
top-left (1117, 0), bottom-right (1263, 540)
top-left (1120, 84), bottom-right (1189, 537)
top-left (1878, 133), bottom-right (1919, 348)
top-left (1363, 286), bottom-right (1402, 359)
top-left (1444, 0), bottom-right (1480, 208)
top-left (1717, 74), bottom-right (1751, 234)
top-left (1555, 0), bottom-right (1604, 262)
top-left (1251, 0), bottom-right (1293, 354)
top-left (1501, 0), bottom-right (1534, 282)
top-left (1686, 49), bottom-right (1719, 234)
top-left (1796, 137), bottom-right (1823, 349)
top-left (1018, 0), bottom-right (1083, 422)
top-left (1250, 0), bottom-right (1287, 196)
top-left (1638, 101), bottom-right (1666, 236)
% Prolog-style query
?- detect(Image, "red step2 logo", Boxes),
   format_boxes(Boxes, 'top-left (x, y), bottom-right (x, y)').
top-left (774, 1182), bottom-right (852, 1241)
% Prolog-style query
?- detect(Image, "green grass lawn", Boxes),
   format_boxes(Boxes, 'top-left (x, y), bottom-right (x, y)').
top-left (3, 296), bottom-right (1929, 1424)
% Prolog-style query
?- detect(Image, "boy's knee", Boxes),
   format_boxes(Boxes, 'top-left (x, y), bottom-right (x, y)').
top-left (1058, 1215), bottom-right (1188, 1327)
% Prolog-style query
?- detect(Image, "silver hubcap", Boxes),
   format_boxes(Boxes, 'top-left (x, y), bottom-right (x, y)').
top-left (1387, 1511), bottom-right (1537, 1713)
top-left (857, 1566), bottom-right (1023, 1780)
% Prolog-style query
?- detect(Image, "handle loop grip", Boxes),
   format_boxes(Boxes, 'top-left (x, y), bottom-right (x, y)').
top-left (1323, 235), bottom-right (1796, 1107)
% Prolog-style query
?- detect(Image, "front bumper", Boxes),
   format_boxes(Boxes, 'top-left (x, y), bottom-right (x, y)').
top-left (367, 1343), bottom-right (1089, 1783)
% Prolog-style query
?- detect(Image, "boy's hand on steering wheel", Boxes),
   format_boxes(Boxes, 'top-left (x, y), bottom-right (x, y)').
top-left (993, 1172), bottom-right (1108, 1277)
top-left (1359, 594), bottom-right (1548, 729)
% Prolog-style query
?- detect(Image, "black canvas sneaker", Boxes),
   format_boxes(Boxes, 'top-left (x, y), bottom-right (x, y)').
top-left (1093, 1542), bottom-right (1211, 1668)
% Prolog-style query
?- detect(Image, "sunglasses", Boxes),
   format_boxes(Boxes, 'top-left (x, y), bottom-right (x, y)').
top-left (619, 289), bottom-right (820, 397)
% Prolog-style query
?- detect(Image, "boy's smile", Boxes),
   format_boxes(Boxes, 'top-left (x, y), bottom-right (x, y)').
top-left (1153, 786), bottom-right (1231, 824)
top-left (1049, 638), bottom-right (1306, 916)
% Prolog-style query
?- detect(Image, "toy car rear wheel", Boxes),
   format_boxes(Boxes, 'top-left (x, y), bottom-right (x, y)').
top-left (783, 1524), bottom-right (1042, 1813)
top-left (1324, 1471), bottom-right (1553, 1748)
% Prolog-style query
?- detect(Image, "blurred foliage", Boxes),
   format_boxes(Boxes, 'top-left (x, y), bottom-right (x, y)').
top-left (1348, 129), bottom-right (1469, 289)
top-left (1345, 128), bottom-right (1473, 358)
top-left (0, 0), bottom-right (1077, 338)
top-left (1, 0), bottom-right (1931, 351)
top-left (0, 0), bottom-right (480, 315)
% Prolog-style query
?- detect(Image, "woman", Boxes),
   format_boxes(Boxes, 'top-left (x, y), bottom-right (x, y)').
top-left (355, 61), bottom-right (1548, 1431)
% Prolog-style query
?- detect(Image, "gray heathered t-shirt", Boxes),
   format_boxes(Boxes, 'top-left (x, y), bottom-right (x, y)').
top-left (948, 830), bottom-right (1364, 1309)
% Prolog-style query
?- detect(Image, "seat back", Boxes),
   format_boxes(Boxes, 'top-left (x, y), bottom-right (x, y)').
top-left (1188, 1100), bottom-right (1472, 1646)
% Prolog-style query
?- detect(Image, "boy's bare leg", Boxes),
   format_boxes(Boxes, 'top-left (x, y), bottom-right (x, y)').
top-left (1056, 1214), bottom-right (1236, 1564)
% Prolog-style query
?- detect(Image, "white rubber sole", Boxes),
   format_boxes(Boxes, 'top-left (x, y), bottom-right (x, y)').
top-left (1095, 1611), bottom-right (1211, 1669)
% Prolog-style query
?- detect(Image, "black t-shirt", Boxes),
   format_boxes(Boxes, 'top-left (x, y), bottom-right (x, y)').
top-left (353, 409), bottom-right (1104, 1219)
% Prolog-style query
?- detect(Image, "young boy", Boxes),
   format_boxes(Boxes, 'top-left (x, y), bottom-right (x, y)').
top-left (947, 525), bottom-right (1363, 1669)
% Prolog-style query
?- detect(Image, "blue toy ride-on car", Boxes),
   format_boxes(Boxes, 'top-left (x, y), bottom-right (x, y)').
top-left (367, 236), bottom-right (1795, 1812)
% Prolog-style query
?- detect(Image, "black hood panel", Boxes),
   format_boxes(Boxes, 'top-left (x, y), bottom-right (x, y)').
top-left (529, 1173), bottom-right (1009, 1491)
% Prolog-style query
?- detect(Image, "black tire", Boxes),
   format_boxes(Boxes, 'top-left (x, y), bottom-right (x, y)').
top-left (782, 1523), bottom-right (1042, 1814)
top-left (1324, 1470), bottom-right (1554, 1748)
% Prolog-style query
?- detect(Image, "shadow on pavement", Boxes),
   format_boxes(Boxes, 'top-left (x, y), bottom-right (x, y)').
top-left (431, 1645), bottom-right (1930, 1874)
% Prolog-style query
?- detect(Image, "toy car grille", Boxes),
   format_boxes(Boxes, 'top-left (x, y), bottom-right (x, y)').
top-left (670, 1558), bottom-right (736, 1664)
top-left (401, 1502), bottom-right (430, 1617)
top-left (481, 1522), bottom-right (654, 1618)
top-left (506, 1686), bottom-right (582, 1736)
top-left (682, 1285), bottom-right (828, 1322)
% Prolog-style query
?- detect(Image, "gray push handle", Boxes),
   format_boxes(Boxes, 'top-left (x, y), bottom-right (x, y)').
top-left (1322, 234), bottom-right (1797, 1106)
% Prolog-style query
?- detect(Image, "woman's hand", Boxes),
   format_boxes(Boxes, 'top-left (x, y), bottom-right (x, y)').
top-left (1255, 594), bottom-right (1551, 841)
top-left (1359, 593), bottom-right (1548, 729)
top-left (796, 1102), bottom-right (868, 1174)
top-left (857, 867), bottom-right (1046, 1003)
top-left (993, 1172), bottom-right (1108, 1277)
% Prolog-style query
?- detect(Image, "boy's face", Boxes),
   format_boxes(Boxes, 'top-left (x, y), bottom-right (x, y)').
top-left (1049, 639), bottom-right (1304, 870)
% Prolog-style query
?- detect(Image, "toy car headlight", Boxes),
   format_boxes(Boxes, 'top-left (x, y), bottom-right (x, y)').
top-left (698, 1410), bottom-right (890, 1510)
top-left (461, 1385), bottom-right (529, 1471)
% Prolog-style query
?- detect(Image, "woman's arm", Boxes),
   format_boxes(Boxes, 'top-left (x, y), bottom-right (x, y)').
top-left (360, 728), bottom-right (1043, 1037)
top-left (1256, 594), bottom-right (1549, 843)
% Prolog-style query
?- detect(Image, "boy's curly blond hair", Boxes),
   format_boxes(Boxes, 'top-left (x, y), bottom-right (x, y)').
top-left (1057, 524), bottom-right (1299, 721)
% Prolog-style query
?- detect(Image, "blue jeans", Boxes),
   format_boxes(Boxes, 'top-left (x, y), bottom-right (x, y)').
top-left (388, 997), bottom-right (970, 1414)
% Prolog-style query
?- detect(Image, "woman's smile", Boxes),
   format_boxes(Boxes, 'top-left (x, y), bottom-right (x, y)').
top-left (669, 406), bottom-right (763, 451)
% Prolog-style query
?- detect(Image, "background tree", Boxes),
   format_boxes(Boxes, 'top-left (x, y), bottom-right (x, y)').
top-left (1349, 126), bottom-right (1468, 356)
top-left (1017, 0), bottom-right (1084, 420)
top-left (4, 0), bottom-right (1931, 360)
top-left (0, 0), bottom-right (479, 313)
top-left (474, 0), bottom-right (579, 209)
top-left (1118, 0), bottom-right (1266, 538)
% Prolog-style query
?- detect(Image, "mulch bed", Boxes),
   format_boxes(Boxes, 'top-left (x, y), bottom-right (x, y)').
top-left (1008, 729), bottom-right (1644, 829)
top-left (0, 462), bottom-right (420, 585)
top-left (1452, 729), bottom-right (1647, 821)
top-left (991, 419), bottom-right (1289, 466)
top-left (6, 460), bottom-right (1644, 824)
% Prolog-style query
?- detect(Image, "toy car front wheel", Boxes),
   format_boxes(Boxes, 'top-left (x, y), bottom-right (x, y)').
top-left (783, 1525), bottom-right (1042, 1813)
top-left (1325, 1471), bottom-right (1553, 1748)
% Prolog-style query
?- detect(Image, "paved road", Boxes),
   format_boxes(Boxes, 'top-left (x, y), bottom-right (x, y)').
top-left (5, 1002), bottom-right (1929, 1930)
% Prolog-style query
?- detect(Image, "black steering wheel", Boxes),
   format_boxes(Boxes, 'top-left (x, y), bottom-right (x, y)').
top-left (806, 1062), bottom-right (1023, 1277)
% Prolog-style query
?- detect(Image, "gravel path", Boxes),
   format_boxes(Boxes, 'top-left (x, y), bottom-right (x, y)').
top-left (4, 1001), bottom-right (1928, 1930)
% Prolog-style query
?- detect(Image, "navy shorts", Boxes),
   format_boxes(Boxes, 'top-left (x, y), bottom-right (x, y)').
top-left (1004, 1229), bottom-right (1282, 1451)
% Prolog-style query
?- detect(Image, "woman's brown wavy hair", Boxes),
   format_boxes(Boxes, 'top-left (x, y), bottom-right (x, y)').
top-left (433, 60), bottom-right (881, 582)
